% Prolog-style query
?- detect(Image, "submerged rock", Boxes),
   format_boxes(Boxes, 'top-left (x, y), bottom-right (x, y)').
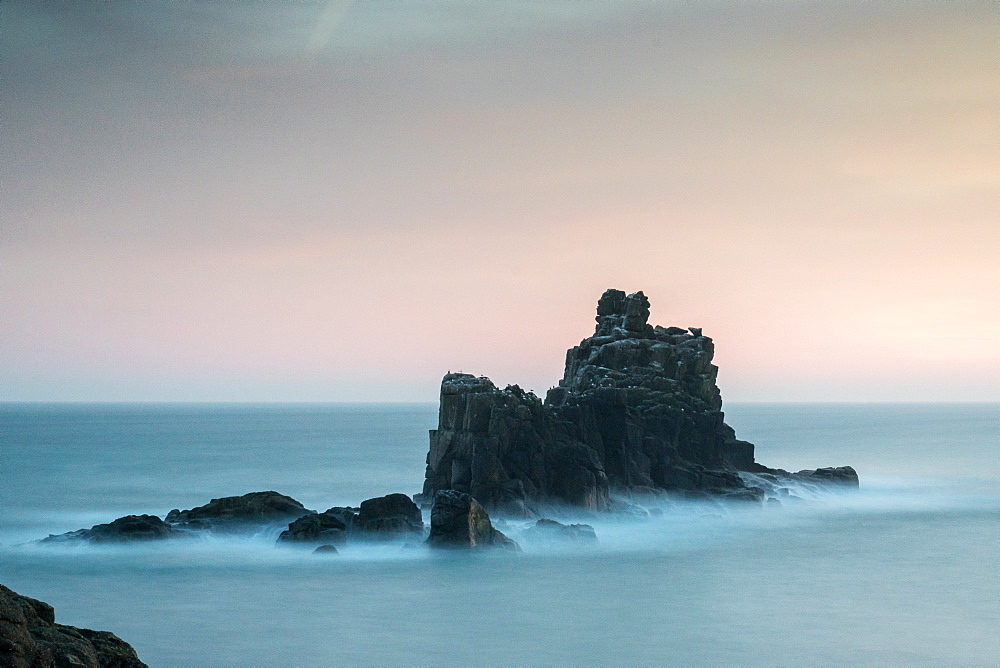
top-left (356, 494), bottom-right (423, 540)
top-left (312, 544), bottom-right (339, 556)
top-left (0, 584), bottom-right (146, 667)
top-left (521, 519), bottom-right (598, 544)
top-left (165, 491), bottom-right (314, 530)
top-left (41, 514), bottom-right (176, 544)
top-left (422, 289), bottom-right (857, 513)
top-left (427, 490), bottom-right (520, 550)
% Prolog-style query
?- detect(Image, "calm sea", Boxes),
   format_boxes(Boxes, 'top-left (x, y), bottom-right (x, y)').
top-left (1, 403), bottom-right (997, 665)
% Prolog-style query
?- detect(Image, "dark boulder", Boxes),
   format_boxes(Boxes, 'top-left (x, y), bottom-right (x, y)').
top-left (278, 510), bottom-right (348, 545)
top-left (521, 519), bottom-right (598, 544)
top-left (356, 494), bottom-right (423, 539)
top-left (0, 583), bottom-right (146, 667)
top-left (427, 490), bottom-right (520, 550)
top-left (165, 491), bottom-right (314, 530)
top-left (41, 514), bottom-right (176, 544)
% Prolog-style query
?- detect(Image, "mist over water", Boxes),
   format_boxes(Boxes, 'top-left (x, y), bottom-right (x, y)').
top-left (1, 403), bottom-right (998, 665)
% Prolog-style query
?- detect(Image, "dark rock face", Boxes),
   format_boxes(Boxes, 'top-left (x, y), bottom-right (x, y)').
top-left (426, 490), bottom-right (520, 550)
top-left (423, 289), bottom-right (856, 513)
top-left (0, 584), bottom-right (146, 667)
top-left (165, 491), bottom-right (314, 529)
top-left (278, 510), bottom-right (349, 545)
top-left (356, 494), bottom-right (423, 539)
top-left (41, 514), bottom-right (176, 544)
top-left (423, 375), bottom-right (608, 515)
top-left (521, 519), bottom-right (598, 544)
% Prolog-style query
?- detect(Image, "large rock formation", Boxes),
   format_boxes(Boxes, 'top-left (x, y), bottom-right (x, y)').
top-left (422, 289), bottom-right (857, 514)
top-left (0, 584), bottom-right (146, 667)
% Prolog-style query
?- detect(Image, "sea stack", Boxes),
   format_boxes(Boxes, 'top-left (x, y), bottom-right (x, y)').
top-left (422, 289), bottom-right (857, 515)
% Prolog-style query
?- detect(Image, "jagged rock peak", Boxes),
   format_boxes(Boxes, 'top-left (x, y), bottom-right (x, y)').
top-left (422, 288), bottom-right (858, 515)
top-left (595, 288), bottom-right (652, 337)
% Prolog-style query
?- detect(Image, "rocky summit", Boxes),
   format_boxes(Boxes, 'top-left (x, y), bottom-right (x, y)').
top-left (422, 289), bottom-right (857, 515)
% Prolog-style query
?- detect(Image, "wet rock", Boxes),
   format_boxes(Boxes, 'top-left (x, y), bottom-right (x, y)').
top-left (41, 514), bottom-right (176, 544)
top-left (278, 510), bottom-right (349, 545)
top-left (312, 544), bottom-right (339, 556)
top-left (0, 584), bottom-right (146, 667)
top-left (427, 490), bottom-right (520, 550)
top-left (165, 491), bottom-right (314, 531)
top-left (356, 494), bottom-right (423, 539)
top-left (322, 507), bottom-right (359, 531)
top-left (521, 519), bottom-right (598, 544)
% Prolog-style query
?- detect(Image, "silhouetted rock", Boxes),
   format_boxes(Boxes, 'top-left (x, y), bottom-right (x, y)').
top-left (0, 584), bottom-right (146, 667)
top-left (165, 491), bottom-right (314, 531)
top-left (312, 544), bottom-right (339, 555)
top-left (521, 519), bottom-right (598, 544)
top-left (426, 490), bottom-right (520, 550)
top-left (41, 514), bottom-right (176, 544)
top-left (356, 493), bottom-right (423, 539)
top-left (799, 466), bottom-right (859, 486)
top-left (422, 289), bottom-right (857, 512)
top-left (278, 510), bottom-right (348, 545)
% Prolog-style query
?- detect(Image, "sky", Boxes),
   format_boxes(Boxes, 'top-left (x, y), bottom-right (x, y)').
top-left (2, 0), bottom-right (998, 402)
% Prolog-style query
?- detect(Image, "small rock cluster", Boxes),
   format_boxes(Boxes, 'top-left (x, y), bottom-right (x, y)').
top-left (38, 490), bottom-right (526, 553)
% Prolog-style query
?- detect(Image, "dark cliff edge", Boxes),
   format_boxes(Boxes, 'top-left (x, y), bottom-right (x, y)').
top-left (0, 584), bottom-right (146, 667)
top-left (422, 289), bottom-right (857, 516)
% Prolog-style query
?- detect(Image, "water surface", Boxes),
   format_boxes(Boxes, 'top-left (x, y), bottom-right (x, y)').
top-left (1, 403), bottom-right (997, 665)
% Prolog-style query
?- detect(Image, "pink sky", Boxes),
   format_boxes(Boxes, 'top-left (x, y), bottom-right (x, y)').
top-left (3, 1), bottom-right (997, 401)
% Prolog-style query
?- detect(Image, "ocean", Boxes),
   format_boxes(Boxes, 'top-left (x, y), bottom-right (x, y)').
top-left (1, 402), bottom-right (997, 666)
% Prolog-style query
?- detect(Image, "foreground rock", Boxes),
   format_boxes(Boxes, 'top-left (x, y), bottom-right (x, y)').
top-left (0, 584), bottom-right (146, 667)
top-left (427, 490), bottom-right (519, 550)
top-left (41, 514), bottom-right (176, 544)
top-left (423, 289), bottom-right (857, 514)
top-left (165, 491), bottom-right (314, 531)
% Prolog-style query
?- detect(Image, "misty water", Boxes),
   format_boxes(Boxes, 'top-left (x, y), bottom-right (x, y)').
top-left (1, 403), bottom-right (998, 665)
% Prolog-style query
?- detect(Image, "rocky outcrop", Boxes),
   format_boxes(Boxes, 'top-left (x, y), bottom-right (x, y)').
top-left (0, 584), bottom-right (146, 667)
top-left (277, 510), bottom-right (348, 545)
top-left (165, 491), bottom-right (314, 530)
top-left (41, 514), bottom-right (176, 544)
top-left (356, 494), bottom-right (423, 540)
top-left (423, 375), bottom-right (608, 515)
top-left (426, 490), bottom-right (520, 550)
top-left (422, 289), bottom-right (857, 513)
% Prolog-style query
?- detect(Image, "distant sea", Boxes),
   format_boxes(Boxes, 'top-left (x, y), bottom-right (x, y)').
top-left (1, 403), bottom-right (997, 665)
